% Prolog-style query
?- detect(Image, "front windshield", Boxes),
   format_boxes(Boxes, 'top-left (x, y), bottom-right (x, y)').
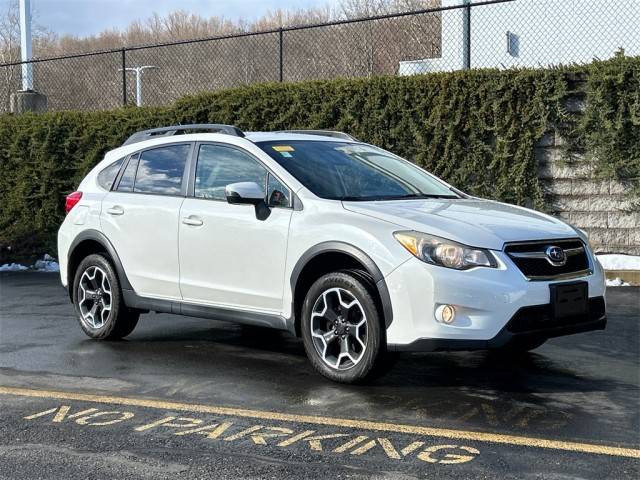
top-left (257, 140), bottom-right (458, 201)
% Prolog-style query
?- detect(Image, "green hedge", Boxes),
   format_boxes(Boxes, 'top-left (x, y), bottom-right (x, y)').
top-left (0, 55), bottom-right (638, 262)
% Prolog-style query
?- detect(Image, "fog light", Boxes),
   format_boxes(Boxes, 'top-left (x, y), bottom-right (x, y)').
top-left (436, 304), bottom-right (456, 324)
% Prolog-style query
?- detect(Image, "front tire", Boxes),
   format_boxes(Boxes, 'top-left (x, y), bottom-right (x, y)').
top-left (301, 271), bottom-right (384, 383)
top-left (72, 254), bottom-right (139, 340)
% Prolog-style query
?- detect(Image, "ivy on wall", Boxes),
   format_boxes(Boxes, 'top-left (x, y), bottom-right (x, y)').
top-left (0, 56), bottom-right (637, 261)
top-left (566, 53), bottom-right (640, 182)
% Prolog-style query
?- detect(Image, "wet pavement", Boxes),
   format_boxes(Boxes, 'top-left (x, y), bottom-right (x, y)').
top-left (0, 272), bottom-right (638, 479)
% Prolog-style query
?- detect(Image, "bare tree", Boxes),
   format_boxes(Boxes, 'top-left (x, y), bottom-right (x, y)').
top-left (0, 0), bottom-right (20, 107)
top-left (0, 0), bottom-right (19, 62)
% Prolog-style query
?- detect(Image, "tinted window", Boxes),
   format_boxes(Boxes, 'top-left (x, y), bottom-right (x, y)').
top-left (97, 158), bottom-right (124, 190)
top-left (257, 141), bottom-right (458, 201)
top-left (116, 155), bottom-right (138, 192)
top-left (134, 144), bottom-right (190, 195)
top-left (195, 145), bottom-right (267, 201)
top-left (267, 173), bottom-right (290, 207)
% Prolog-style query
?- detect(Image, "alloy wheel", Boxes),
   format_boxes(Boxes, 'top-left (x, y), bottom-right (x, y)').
top-left (310, 287), bottom-right (368, 370)
top-left (77, 265), bottom-right (112, 329)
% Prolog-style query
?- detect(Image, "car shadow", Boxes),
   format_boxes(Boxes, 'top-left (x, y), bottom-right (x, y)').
top-left (109, 317), bottom-right (624, 397)
top-left (73, 315), bottom-right (637, 440)
top-left (377, 349), bottom-right (622, 393)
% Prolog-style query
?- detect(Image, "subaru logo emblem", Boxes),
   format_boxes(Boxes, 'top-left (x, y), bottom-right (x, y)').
top-left (545, 245), bottom-right (566, 266)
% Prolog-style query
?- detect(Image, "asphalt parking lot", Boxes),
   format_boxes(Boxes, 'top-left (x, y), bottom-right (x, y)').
top-left (0, 272), bottom-right (638, 479)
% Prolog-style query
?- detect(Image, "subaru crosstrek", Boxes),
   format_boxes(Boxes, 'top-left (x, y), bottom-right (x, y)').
top-left (58, 124), bottom-right (607, 383)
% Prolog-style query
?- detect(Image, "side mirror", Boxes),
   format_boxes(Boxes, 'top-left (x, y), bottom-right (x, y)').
top-left (225, 182), bottom-right (271, 221)
top-left (225, 182), bottom-right (265, 205)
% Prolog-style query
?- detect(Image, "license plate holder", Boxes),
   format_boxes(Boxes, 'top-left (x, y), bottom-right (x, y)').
top-left (550, 281), bottom-right (588, 319)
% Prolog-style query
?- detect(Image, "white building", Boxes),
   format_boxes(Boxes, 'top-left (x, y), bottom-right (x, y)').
top-left (399, 0), bottom-right (640, 74)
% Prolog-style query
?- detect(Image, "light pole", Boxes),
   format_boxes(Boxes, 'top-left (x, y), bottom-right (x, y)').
top-left (19, 0), bottom-right (33, 90)
top-left (11, 0), bottom-right (46, 112)
top-left (119, 65), bottom-right (158, 106)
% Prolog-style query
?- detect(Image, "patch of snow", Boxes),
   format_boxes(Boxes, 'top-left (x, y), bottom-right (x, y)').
top-left (32, 254), bottom-right (60, 272)
top-left (0, 254), bottom-right (60, 273)
top-left (606, 277), bottom-right (630, 287)
top-left (596, 254), bottom-right (640, 271)
top-left (0, 263), bottom-right (28, 272)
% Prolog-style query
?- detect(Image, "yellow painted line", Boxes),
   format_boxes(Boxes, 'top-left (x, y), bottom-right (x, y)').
top-left (1, 386), bottom-right (639, 459)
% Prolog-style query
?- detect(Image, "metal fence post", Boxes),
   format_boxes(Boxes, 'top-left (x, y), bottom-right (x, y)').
top-left (278, 28), bottom-right (284, 82)
top-left (121, 48), bottom-right (127, 106)
top-left (462, 0), bottom-right (471, 70)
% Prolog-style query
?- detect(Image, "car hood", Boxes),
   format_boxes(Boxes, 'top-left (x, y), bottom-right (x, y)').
top-left (342, 198), bottom-right (578, 250)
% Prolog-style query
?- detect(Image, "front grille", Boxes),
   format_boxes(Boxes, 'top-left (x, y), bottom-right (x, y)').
top-left (505, 239), bottom-right (590, 280)
top-left (507, 297), bottom-right (605, 334)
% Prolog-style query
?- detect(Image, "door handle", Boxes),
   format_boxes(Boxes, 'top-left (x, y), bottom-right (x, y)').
top-left (106, 206), bottom-right (124, 216)
top-left (182, 216), bottom-right (203, 226)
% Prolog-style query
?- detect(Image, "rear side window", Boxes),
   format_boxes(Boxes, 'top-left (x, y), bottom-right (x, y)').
top-left (134, 144), bottom-right (190, 195)
top-left (116, 154), bottom-right (139, 192)
top-left (97, 158), bottom-right (124, 191)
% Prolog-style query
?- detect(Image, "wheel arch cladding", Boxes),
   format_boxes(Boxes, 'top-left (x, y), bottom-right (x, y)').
top-left (290, 241), bottom-right (393, 336)
top-left (67, 229), bottom-right (132, 299)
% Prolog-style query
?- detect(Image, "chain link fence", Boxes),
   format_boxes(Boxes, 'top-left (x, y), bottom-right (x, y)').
top-left (1, 0), bottom-right (638, 113)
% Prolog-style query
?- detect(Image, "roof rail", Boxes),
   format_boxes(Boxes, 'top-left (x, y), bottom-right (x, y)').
top-left (275, 130), bottom-right (358, 141)
top-left (122, 124), bottom-right (245, 146)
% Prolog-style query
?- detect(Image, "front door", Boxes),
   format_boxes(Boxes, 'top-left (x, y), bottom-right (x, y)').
top-left (179, 143), bottom-right (293, 313)
top-left (101, 143), bottom-right (192, 300)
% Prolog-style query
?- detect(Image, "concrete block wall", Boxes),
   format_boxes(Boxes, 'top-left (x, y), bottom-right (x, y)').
top-left (536, 132), bottom-right (639, 255)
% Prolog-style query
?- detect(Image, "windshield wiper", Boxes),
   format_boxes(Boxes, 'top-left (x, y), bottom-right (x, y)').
top-left (378, 193), bottom-right (459, 200)
top-left (335, 193), bottom-right (459, 201)
top-left (334, 196), bottom-right (369, 201)
top-left (337, 195), bottom-right (413, 201)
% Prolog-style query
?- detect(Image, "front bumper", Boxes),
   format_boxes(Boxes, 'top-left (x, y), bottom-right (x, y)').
top-left (392, 296), bottom-right (606, 352)
top-left (384, 249), bottom-right (607, 349)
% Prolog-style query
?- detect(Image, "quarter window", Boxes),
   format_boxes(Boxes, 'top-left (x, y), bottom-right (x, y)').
top-left (133, 144), bottom-right (190, 195)
top-left (195, 145), bottom-right (267, 201)
top-left (97, 158), bottom-right (125, 191)
top-left (267, 173), bottom-right (291, 207)
top-left (116, 154), bottom-right (138, 192)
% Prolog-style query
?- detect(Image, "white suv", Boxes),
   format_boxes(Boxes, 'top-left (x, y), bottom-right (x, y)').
top-left (58, 124), bottom-right (607, 383)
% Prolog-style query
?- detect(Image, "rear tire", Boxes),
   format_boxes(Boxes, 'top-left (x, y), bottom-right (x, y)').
top-left (72, 254), bottom-right (139, 340)
top-left (301, 271), bottom-right (385, 384)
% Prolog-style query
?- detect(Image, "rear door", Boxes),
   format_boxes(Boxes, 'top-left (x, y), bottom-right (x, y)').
top-left (179, 143), bottom-right (293, 313)
top-left (101, 143), bottom-right (193, 299)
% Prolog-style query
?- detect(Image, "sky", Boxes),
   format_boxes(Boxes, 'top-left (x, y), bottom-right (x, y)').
top-left (3, 0), bottom-right (334, 37)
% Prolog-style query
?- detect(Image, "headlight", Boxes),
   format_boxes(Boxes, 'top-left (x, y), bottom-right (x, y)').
top-left (393, 231), bottom-right (497, 270)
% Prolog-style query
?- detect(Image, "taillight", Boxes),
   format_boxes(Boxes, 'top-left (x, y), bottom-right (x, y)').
top-left (65, 191), bottom-right (83, 214)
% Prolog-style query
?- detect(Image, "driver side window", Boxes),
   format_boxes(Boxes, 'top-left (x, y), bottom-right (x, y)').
top-left (195, 145), bottom-right (267, 201)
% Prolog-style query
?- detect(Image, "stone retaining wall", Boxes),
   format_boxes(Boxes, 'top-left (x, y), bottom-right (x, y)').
top-left (537, 132), bottom-right (639, 255)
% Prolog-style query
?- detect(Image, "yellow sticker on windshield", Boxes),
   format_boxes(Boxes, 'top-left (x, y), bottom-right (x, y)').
top-left (272, 145), bottom-right (294, 152)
